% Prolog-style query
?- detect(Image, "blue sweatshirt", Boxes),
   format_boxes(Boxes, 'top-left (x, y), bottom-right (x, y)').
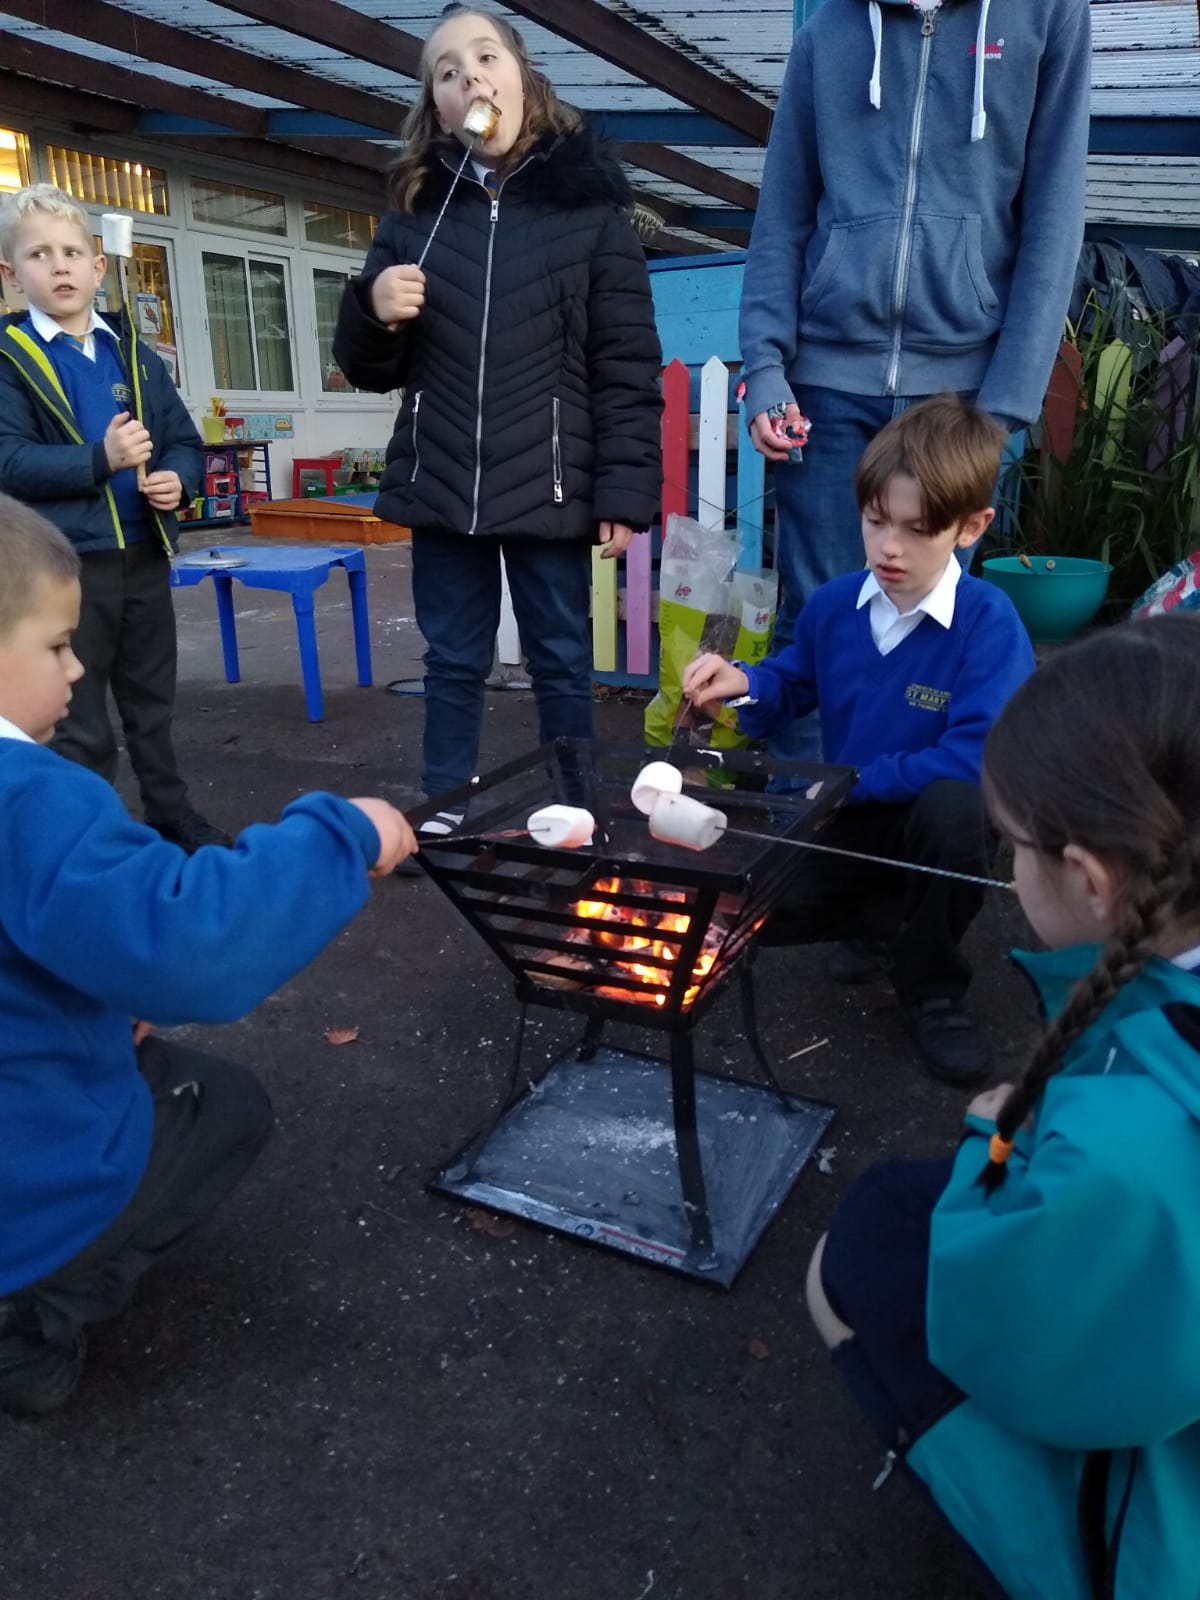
top-left (736, 570), bottom-right (1034, 803)
top-left (0, 738), bottom-right (382, 1295)
top-left (914, 947), bottom-right (1200, 1599)
top-left (738, 0), bottom-right (1092, 429)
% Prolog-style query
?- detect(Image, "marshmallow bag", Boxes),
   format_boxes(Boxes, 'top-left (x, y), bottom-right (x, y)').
top-left (643, 514), bottom-right (777, 754)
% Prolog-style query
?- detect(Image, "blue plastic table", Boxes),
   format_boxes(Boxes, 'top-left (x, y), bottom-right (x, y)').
top-left (171, 545), bottom-right (372, 722)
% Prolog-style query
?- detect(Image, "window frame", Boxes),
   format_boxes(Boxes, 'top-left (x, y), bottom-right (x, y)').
top-left (200, 242), bottom-right (300, 401)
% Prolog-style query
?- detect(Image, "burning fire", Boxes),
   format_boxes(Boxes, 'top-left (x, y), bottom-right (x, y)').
top-left (569, 876), bottom-right (716, 1008)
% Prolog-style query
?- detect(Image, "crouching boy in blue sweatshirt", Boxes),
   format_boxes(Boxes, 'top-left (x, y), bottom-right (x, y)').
top-left (683, 396), bottom-right (1034, 1084)
top-left (0, 496), bottom-right (418, 1417)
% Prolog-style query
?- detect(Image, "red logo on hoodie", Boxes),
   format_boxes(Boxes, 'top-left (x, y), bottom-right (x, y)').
top-left (969, 38), bottom-right (1005, 61)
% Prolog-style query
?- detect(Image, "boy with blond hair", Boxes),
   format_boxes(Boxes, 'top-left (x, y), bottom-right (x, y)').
top-left (0, 496), bottom-right (417, 1415)
top-left (683, 396), bottom-right (1034, 1083)
top-left (0, 183), bottom-right (222, 851)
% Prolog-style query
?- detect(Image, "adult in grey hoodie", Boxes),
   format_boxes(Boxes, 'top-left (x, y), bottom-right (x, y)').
top-left (738, 0), bottom-right (1091, 759)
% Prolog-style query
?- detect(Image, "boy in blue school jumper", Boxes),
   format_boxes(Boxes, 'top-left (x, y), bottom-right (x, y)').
top-left (0, 183), bottom-right (223, 852)
top-left (0, 495), bottom-right (418, 1416)
top-left (683, 396), bottom-right (1035, 1083)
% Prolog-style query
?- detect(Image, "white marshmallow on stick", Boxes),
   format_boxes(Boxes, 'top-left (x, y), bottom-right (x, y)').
top-left (648, 792), bottom-right (728, 852)
top-left (99, 212), bottom-right (145, 487)
top-left (527, 804), bottom-right (595, 849)
top-left (630, 760), bottom-right (683, 816)
top-left (100, 213), bottom-right (133, 257)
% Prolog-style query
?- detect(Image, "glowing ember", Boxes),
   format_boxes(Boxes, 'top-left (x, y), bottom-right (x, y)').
top-left (566, 877), bottom-right (719, 1009)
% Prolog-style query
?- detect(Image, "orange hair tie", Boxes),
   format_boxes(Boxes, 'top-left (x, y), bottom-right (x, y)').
top-left (989, 1133), bottom-right (1015, 1166)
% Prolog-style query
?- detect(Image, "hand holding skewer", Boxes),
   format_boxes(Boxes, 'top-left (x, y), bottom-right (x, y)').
top-left (371, 264), bottom-right (427, 331)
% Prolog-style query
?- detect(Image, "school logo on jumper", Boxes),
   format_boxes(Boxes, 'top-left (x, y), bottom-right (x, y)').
top-left (969, 38), bottom-right (1005, 60)
top-left (112, 382), bottom-right (133, 406)
top-left (906, 682), bottom-right (951, 713)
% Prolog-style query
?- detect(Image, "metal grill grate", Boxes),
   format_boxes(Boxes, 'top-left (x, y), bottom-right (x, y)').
top-left (411, 739), bottom-right (855, 1027)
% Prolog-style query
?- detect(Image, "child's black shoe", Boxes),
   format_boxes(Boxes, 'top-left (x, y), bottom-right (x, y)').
top-left (903, 998), bottom-right (991, 1086)
top-left (395, 809), bottom-right (465, 878)
top-left (0, 1300), bottom-right (87, 1418)
top-left (152, 812), bottom-right (233, 854)
top-left (825, 938), bottom-right (890, 984)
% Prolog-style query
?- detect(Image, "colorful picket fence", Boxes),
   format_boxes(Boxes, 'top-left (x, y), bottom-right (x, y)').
top-left (587, 355), bottom-right (769, 687)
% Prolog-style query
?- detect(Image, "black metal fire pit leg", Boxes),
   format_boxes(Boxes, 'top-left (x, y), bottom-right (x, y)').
top-left (670, 1031), bottom-right (717, 1270)
top-left (574, 1015), bottom-right (606, 1063)
top-left (738, 956), bottom-right (794, 1111)
top-left (442, 1002), bottom-right (530, 1183)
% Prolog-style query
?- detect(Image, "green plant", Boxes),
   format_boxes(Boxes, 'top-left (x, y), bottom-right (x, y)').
top-left (996, 289), bottom-right (1200, 610)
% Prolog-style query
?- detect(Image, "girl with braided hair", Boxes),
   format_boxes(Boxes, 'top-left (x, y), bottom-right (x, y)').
top-left (805, 614), bottom-right (1200, 1600)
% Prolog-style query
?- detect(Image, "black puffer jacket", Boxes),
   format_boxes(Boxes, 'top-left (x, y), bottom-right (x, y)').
top-left (333, 128), bottom-right (663, 541)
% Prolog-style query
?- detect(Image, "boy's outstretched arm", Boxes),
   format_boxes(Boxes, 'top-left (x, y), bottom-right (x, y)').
top-left (0, 755), bottom-right (416, 1026)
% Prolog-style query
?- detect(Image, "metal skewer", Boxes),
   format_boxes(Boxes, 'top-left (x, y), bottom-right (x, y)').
top-left (721, 827), bottom-right (1013, 891)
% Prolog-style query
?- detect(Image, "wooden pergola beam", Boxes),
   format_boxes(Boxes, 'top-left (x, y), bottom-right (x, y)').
top-left (0, 0), bottom-right (409, 135)
top-left (0, 72), bottom-right (137, 137)
top-left (2, 35), bottom-right (268, 139)
top-left (0, 73), bottom-right (389, 208)
top-left (502, 0), bottom-right (771, 143)
top-left (639, 190), bottom-right (750, 249)
top-left (617, 142), bottom-right (759, 212)
top-left (215, 0), bottom-right (424, 81)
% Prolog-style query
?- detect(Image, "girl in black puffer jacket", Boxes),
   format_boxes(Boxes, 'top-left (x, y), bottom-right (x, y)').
top-left (334, 4), bottom-right (662, 831)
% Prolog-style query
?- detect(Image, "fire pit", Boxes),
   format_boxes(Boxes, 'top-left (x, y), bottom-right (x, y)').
top-left (411, 739), bottom-right (855, 1285)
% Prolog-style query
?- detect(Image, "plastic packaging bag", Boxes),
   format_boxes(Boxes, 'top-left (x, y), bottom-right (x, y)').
top-left (1130, 553), bottom-right (1200, 619)
top-left (644, 514), bottom-right (777, 750)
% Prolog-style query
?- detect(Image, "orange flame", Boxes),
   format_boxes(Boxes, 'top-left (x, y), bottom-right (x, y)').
top-left (566, 876), bottom-right (717, 1009)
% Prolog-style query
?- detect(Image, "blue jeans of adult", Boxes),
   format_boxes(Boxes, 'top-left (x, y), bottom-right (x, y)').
top-left (411, 529), bottom-right (595, 800)
top-left (770, 387), bottom-right (976, 767)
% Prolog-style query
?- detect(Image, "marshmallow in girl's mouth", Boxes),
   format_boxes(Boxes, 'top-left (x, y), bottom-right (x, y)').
top-left (630, 760), bottom-right (684, 816)
top-left (527, 804), bottom-right (595, 849)
top-left (465, 100), bottom-right (501, 139)
top-left (648, 792), bottom-right (727, 852)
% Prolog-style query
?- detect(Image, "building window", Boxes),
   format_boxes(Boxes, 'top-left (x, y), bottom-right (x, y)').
top-left (0, 128), bottom-right (31, 194)
top-left (304, 201), bottom-right (378, 253)
top-left (192, 177), bottom-right (287, 236)
top-left (45, 146), bottom-right (168, 214)
top-left (312, 268), bottom-right (358, 393)
top-left (202, 252), bottom-right (294, 392)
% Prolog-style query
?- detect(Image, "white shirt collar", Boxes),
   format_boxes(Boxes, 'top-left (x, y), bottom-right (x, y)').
top-left (857, 555), bottom-right (962, 627)
top-left (0, 713), bottom-right (35, 743)
top-left (27, 302), bottom-right (118, 348)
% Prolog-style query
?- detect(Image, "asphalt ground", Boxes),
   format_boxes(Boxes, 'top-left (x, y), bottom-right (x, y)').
top-left (1, 532), bottom-right (1038, 1600)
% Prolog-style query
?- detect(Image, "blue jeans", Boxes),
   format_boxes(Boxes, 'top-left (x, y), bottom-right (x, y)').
top-left (411, 530), bottom-right (595, 799)
top-left (769, 387), bottom-right (974, 766)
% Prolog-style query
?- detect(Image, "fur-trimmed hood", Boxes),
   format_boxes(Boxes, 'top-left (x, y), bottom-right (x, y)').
top-left (416, 124), bottom-right (632, 213)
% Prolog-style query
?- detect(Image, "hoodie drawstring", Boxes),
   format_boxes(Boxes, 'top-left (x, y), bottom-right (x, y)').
top-left (971, 0), bottom-right (991, 142)
top-left (866, 0), bottom-right (989, 142)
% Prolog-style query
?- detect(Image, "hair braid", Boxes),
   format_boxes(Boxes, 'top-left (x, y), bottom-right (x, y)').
top-left (979, 840), bottom-right (1194, 1193)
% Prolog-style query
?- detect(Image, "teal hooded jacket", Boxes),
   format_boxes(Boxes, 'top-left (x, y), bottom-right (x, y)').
top-left (913, 947), bottom-right (1200, 1599)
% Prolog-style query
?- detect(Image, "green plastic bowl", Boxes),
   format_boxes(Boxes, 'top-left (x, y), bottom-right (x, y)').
top-left (980, 556), bottom-right (1113, 643)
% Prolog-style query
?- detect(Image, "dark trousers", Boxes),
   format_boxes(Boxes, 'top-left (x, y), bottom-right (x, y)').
top-left (763, 779), bottom-right (993, 1002)
top-left (0, 1037), bottom-right (273, 1413)
top-left (53, 542), bottom-right (192, 826)
top-left (411, 529), bottom-right (595, 799)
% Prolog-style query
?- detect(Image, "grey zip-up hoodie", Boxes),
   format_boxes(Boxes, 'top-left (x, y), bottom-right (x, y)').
top-left (739, 0), bottom-right (1092, 429)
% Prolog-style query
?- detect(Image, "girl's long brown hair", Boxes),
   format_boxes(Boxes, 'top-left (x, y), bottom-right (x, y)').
top-left (978, 614), bottom-right (1200, 1190)
top-left (388, 6), bottom-right (582, 213)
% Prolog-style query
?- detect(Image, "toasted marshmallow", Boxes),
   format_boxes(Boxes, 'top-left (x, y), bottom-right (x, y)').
top-left (464, 100), bottom-right (501, 139)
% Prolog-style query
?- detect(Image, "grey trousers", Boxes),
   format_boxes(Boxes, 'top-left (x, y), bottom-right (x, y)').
top-left (52, 542), bottom-right (192, 827)
top-left (0, 1036), bottom-right (273, 1415)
